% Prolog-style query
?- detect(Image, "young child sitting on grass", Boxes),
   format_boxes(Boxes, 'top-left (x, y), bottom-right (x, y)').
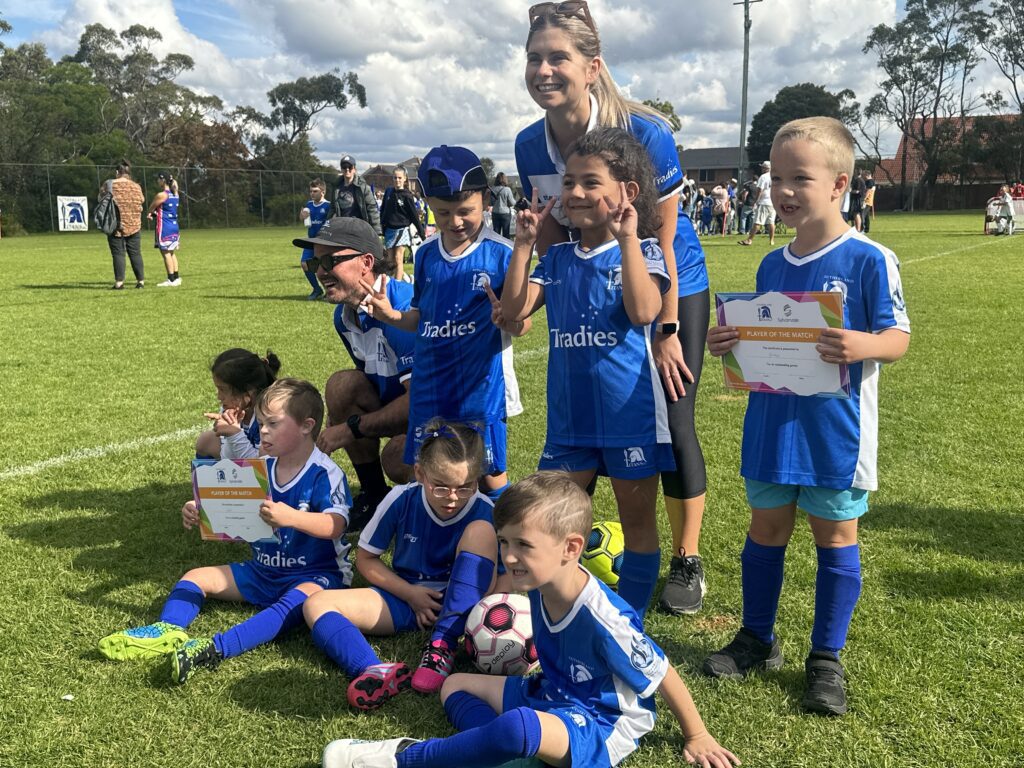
top-left (99, 378), bottom-right (353, 684)
top-left (303, 419), bottom-right (498, 709)
top-left (323, 471), bottom-right (739, 768)
top-left (703, 116), bottom-right (910, 715)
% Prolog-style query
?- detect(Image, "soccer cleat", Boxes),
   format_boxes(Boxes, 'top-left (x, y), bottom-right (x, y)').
top-left (658, 552), bottom-right (706, 615)
top-left (347, 663), bottom-right (412, 710)
top-left (98, 622), bottom-right (189, 660)
top-left (346, 488), bottom-right (390, 534)
top-left (802, 651), bottom-right (848, 716)
top-left (411, 639), bottom-right (455, 694)
top-left (702, 627), bottom-right (784, 679)
top-left (170, 637), bottom-right (222, 684)
top-left (322, 737), bottom-right (420, 768)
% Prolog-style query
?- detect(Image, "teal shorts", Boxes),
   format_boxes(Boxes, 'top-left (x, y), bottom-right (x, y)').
top-left (744, 478), bottom-right (868, 521)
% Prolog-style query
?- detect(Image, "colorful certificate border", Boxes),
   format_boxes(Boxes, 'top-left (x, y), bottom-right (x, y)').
top-left (715, 291), bottom-right (851, 398)
top-left (191, 458), bottom-right (272, 542)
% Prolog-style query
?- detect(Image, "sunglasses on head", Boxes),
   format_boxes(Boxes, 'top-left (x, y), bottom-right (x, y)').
top-left (528, 1), bottom-right (596, 33)
top-left (317, 250), bottom-right (363, 271)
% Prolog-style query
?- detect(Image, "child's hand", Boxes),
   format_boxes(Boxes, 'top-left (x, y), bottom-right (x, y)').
top-left (405, 585), bottom-right (444, 630)
top-left (484, 281), bottom-right (524, 335)
top-left (514, 189), bottom-right (555, 246)
top-left (182, 500), bottom-right (200, 530)
top-left (706, 325), bottom-right (739, 357)
top-left (259, 500), bottom-right (295, 529)
top-left (605, 181), bottom-right (639, 241)
top-left (357, 278), bottom-right (401, 323)
top-left (204, 407), bottom-right (243, 437)
top-left (816, 327), bottom-right (872, 364)
top-left (684, 733), bottom-right (741, 768)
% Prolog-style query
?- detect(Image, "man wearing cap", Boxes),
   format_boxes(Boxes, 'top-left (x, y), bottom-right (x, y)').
top-left (331, 155), bottom-right (381, 236)
top-left (739, 160), bottom-right (775, 246)
top-left (293, 216), bottom-right (414, 531)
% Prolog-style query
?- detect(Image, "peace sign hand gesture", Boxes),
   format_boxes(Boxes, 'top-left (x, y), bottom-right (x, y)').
top-left (514, 189), bottom-right (556, 247)
top-left (605, 181), bottom-right (638, 241)
top-left (357, 277), bottom-right (401, 323)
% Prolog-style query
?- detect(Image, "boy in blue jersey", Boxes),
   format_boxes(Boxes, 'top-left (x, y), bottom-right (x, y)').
top-left (361, 145), bottom-right (529, 501)
top-left (300, 179), bottom-right (333, 300)
top-left (99, 379), bottom-right (353, 684)
top-left (323, 471), bottom-right (739, 768)
top-left (704, 117), bottom-right (910, 716)
top-left (294, 217), bottom-right (417, 530)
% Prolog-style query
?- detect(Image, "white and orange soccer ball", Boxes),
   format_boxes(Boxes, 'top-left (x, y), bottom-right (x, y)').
top-left (464, 593), bottom-right (539, 676)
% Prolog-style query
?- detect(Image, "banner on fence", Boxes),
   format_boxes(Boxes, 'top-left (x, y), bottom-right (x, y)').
top-left (57, 196), bottom-right (89, 231)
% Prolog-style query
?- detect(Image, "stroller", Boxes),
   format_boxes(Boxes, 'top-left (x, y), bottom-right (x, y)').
top-left (984, 197), bottom-right (1015, 235)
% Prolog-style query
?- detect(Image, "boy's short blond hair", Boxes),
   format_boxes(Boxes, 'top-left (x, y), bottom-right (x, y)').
top-left (256, 378), bottom-right (324, 439)
top-left (493, 471), bottom-right (592, 541)
top-left (772, 117), bottom-right (855, 179)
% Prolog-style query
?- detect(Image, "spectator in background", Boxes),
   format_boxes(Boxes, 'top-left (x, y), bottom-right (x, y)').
top-left (862, 171), bottom-right (876, 233)
top-left (850, 169), bottom-right (867, 232)
top-left (331, 154), bottom-right (381, 235)
top-left (380, 166), bottom-right (425, 281)
top-left (711, 184), bottom-right (729, 235)
top-left (489, 172), bottom-right (516, 238)
top-left (1011, 180), bottom-right (1024, 198)
top-left (726, 178), bottom-right (738, 234)
top-left (101, 159), bottom-right (145, 290)
top-left (738, 176), bottom-right (757, 235)
top-left (739, 160), bottom-right (775, 246)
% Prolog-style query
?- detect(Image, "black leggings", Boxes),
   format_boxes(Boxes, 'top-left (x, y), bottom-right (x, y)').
top-left (661, 288), bottom-right (710, 500)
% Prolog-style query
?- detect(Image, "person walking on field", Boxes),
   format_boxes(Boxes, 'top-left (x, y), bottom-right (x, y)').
top-left (102, 159), bottom-right (146, 290)
top-left (147, 170), bottom-right (182, 287)
top-left (739, 160), bottom-right (775, 247)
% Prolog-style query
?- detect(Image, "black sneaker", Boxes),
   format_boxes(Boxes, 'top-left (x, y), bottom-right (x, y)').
top-left (347, 488), bottom-right (390, 534)
top-left (658, 552), bottom-right (706, 615)
top-left (802, 651), bottom-right (847, 715)
top-left (703, 627), bottom-right (784, 679)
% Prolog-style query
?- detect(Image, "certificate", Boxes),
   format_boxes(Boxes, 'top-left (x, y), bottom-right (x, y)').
top-left (716, 291), bottom-right (850, 398)
top-left (191, 458), bottom-right (275, 543)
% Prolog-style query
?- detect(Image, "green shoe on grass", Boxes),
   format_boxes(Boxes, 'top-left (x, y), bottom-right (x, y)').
top-left (98, 622), bottom-right (189, 661)
top-left (170, 638), bottom-right (222, 684)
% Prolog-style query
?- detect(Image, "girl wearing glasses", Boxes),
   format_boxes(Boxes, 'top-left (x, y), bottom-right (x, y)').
top-left (515, 0), bottom-right (712, 618)
top-left (381, 166), bottom-right (426, 281)
top-left (303, 419), bottom-right (498, 709)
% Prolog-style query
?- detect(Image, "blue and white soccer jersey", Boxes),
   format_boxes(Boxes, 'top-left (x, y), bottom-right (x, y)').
top-left (154, 193), bottom-right (180, 250)
top-left (220, 413), bottom-right (262, 459)
top-left (531, 237), bottom-right (674, 478)
top-left (301, 200), bottom-right (332, 263)
top-left (514, 95), bottom-right (708, 296)
top-left (502, 570), bottom-right (668, 767)
top-left (334, 275), bottom-right (415, 406)
top-left (232, 447), bottom-right (354, 606)
top-left (403, 229), bottom-right (522, 470)
top-left (741, 228), bottom-right (911, 493)
top-left (358, 483), bottom-right (494, 631)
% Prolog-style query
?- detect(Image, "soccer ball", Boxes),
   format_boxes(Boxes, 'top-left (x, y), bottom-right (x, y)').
top-left (464, 593), bottom-right (538, 676)
top-left (582, 520), bottom-right (624, 587)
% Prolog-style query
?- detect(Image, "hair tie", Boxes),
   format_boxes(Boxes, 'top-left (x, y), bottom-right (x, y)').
top-left (427, 425), bottom-right (456, 440)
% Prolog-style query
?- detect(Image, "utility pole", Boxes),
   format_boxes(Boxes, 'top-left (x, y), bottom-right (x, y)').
top-left (734, 0), bottom-right (762, 184)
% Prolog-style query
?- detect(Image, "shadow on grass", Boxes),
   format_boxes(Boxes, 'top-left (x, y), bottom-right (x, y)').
top-left (198, 294), bottom-right (325, 302)
top-left (19, 282), bottom-right (113, 290)
top-left (862, 502), bottom-right (1024, 565)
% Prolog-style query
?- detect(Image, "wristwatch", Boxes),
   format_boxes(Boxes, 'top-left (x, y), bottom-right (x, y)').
top-left (657, 322), bottom-right (679, 335)
top-left (346, 414), bottom-right (366, 440)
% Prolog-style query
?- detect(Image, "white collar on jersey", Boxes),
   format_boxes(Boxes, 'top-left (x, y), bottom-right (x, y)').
top-left (439, 226), bottom-right (497, 263)
top-left (544, 93), bottom-right (600, 174)
top-left (782, 226), bottom-right (855, 266)
top-left (539, 566), bottom-right (598, 633)
top-left (573, 238), bottom-right (620, 260)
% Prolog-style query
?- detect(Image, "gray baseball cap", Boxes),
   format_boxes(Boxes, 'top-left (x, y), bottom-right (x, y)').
top-left (292, 216), bottom-right (382, 260)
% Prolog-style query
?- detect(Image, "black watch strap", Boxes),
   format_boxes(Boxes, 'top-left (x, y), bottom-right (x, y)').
top-left (346, 414), bottom-right (365, 440)
top-left (658, 322), bottom-right (679, 335)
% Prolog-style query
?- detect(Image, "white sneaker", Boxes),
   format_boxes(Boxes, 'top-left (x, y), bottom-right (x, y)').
top-left (171, 277), bottom-right (182, 286)
top-left (157, 279), bottom-right (174, 287)
top-left (323, 738), bottom-right (420, 768)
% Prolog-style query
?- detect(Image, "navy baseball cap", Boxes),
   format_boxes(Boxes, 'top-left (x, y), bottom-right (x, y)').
top-left (418, 145), bottom-right (489, 198)
top-left (339, 154), bottom-right (356, 168)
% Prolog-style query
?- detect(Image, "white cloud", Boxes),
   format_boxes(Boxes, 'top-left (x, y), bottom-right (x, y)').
top-left (15, 0), bottom-right (1015, 170)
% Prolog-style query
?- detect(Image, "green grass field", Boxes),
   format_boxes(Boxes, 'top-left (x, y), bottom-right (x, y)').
top-left (1, 214), bottom-right (1021, 768)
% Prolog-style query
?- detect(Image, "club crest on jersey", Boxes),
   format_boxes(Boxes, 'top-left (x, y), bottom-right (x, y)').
top-left (569, 712), bottom-right (588, 728)
top-left (607, 266), bottom-right (622, 291)
top-left (624, 447), bottom-right (647, 468)
top-left (824, 279), bottom-right (849, 301)
top-left (471, 272), bottom-right (491, 292)
top-left (630, 634), bottom-right (656, 672)
top-left (891, 286), bottom-right (906, 311)
top-left (570, 662), bottom-right (594, 683)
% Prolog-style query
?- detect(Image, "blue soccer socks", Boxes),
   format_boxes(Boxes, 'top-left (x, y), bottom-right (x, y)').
top-left (213, 587), bottom-right (308, 659)
top-left (741, 537), bottom-right (787, 645)
top-left (484, 482), bottom-right (511, 502)
top-left (811, 544), bottom-right (862, 658)
top-left (431, 552), bottom-right (494, 645)
top-left (617, 548), bottom-right (661, 620)
top-left (311, 611), bottom-right (382, 677)
top-left (444, 691), bottom-right (500, 732)
top-left (396, 706), bottom-right (541, 768)
top-left (158, 580), bottom-right (205, 628)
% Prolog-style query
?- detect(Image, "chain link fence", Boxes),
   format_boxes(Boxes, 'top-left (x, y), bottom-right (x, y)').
top-left (0, 163), bottom-right (330, 235)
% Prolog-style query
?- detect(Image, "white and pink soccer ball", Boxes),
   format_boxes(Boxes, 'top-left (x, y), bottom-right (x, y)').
top-left (464, 593), bottom-right (539, 676)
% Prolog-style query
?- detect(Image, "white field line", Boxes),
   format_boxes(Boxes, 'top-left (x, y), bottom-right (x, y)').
top-left (1, 426), bottom-right (196, 481)
top-left (901, 235), bottom-right (1017, 267)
